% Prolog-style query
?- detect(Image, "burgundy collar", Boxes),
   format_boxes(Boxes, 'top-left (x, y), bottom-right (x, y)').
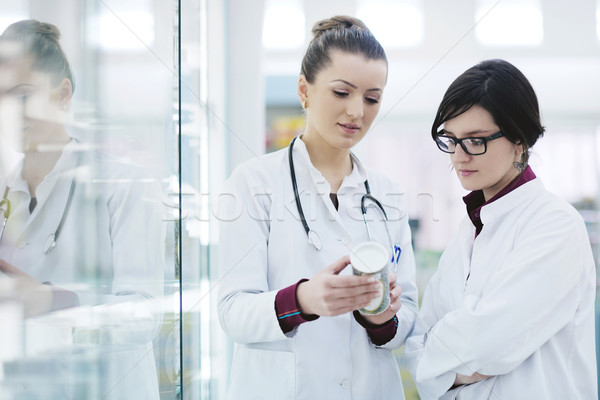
top-left (463, 166), bottom-right (536, 236)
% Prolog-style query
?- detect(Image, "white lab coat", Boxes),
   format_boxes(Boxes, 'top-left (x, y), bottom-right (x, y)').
top-left (405, 178), bottom-right (597, 399)
top-left (0, 140), bottom-right (165, 399)
top-left (218, 138), bottom-right (418, 400)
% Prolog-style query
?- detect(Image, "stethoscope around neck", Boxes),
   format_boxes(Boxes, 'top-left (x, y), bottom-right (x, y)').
top-left (288, 136), bottom-right (394, 257)
top-left (0, 178), bottom-right (77, 255)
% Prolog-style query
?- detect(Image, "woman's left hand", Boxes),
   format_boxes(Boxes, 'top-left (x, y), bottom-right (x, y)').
top-left (454, 372), bottom-right (493, 386)
top-left (361, 271), bottom-right (402, 326)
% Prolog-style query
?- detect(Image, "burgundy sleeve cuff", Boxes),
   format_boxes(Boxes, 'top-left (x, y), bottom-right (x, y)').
top-left (275, 279), bottom-right (319, 334)
top-left (353, 311), bottom-right (398, 346)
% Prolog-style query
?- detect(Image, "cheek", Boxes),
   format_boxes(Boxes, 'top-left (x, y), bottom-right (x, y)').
top-left (364, 105), bottom-right (380, 123)
top-left (481, 152), bottom-right (514, 179)
top-left (0, 98), bottom-right (24, 144)
top-left (493, 145), bottom-right (517, 166)
top-left (24, 94), bottom-right (55, 119)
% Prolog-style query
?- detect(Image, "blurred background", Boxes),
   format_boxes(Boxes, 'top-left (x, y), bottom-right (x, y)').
top-left (0, 0), bottom-right (598, 399)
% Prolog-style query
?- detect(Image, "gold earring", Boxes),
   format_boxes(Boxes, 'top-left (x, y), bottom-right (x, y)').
top-left (301, 100), bottom-right (307, 109)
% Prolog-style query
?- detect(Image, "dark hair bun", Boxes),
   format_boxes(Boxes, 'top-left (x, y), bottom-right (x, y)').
top-left (312, 15), bottom-right (368, 39)
top-left (1, 19), bottom-right (75, 92)
top-left (301, 14), bottom-right (386, 83)
top-left (4, 20), bottom-right (61, 43)
top-left (33, 21), bottom-right (62, 42)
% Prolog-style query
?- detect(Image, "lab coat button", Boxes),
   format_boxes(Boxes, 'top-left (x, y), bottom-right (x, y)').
top-left (17, 241), bottom-right (26, 249)
top-left (341, 380), bottom-right (350, 390)
top-left (341, 236), bottom-right (350, 245)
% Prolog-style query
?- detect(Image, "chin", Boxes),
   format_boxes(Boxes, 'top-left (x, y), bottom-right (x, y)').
top-left (457, 178), bottom-right (481, 192)
top-left (331, 137), bottom-right (357, 150)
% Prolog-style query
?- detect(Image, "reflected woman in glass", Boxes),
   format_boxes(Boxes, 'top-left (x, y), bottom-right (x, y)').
top-left (406, 59), bottom-right (597, 399)
top-left (0, 20), bottom-right (164, 399)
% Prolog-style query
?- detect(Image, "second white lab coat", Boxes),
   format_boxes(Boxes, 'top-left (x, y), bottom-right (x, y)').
top-left (405, 178), bottom-right (597, 399)
top-left (0, 140), bottom-right (165, 399)
top-left (218, 138), bottom-right (418, 400)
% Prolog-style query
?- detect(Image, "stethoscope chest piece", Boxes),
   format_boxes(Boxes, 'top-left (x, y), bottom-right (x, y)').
top-left (307, 230), bottom-right (322, 251)
top-left (43, 234), bottom-right (56, 255)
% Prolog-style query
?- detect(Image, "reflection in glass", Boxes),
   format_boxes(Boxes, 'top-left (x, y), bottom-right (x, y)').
top-left (88, 1), bottom-right (155, 52)
top-left (597, 0), bottom-right (600, 42)
top-left (0, 19), bottom-right (166, 399)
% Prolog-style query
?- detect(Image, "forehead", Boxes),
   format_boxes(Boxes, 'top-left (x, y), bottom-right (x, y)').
top-left (0, 42), bottom-right (36, 91)
top-left (314, 50), bottom-right (387, 89)
top-left (443, 105), bottom-right (498, 132)
top-left (0, 61), bottom-right (47, 94)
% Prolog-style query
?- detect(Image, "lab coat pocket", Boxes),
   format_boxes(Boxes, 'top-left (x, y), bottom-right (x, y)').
top-left (228, 346), bottom-right (295, 400)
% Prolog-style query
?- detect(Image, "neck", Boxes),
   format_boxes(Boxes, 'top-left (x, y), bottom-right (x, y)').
top-left (301, 133), bottom-right (353, 193)
top-left (482, 168), bottom-right (521, 202)
top-left (22, 137), bottom-right (70, 195)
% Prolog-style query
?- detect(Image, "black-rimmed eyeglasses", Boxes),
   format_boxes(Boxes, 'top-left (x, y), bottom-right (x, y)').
top-left (435, 131), bottom-right (505, 156)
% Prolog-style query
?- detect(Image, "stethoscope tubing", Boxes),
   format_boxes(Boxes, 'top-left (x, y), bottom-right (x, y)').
top-left (288, 136), bottom-right (394, 257)
top-left (0, 187), bottom-right (10, 240)
top-left (0, 175), bottom-right (77, 255)
top-left (288, 137), bottom-right (312, 238)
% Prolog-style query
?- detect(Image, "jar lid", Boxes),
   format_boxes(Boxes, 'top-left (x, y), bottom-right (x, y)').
top-left (350, 241), bottom-right (388, 274)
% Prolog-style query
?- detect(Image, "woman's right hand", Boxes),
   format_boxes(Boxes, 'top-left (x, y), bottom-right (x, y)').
top-left (296, 255), bottom-right (381, 317)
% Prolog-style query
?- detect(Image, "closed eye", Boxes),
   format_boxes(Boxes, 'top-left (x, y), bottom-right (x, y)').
top-left (365, 97), bottom-right (379, 104)
top-left (333, 90), bottom-right (348, 98)
top-left (7, 84), bottom-right (35, 99)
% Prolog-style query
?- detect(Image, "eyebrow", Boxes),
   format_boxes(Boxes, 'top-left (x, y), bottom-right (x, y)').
top-left (330, 79), bottom-right (382, 92)
top-left (442, 128), bottom-right (497, 136)
top-left (5, 83), bottom-right (34, 94)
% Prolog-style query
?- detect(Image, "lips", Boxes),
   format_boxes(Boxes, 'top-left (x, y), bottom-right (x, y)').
top-left (338, 123), bottom-right (360, 134)
top-left (459, 169), bottom-right (476, 177)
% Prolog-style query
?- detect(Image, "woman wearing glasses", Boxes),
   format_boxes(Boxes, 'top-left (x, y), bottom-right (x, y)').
top-left (406, 59), bottom-right (597, 399)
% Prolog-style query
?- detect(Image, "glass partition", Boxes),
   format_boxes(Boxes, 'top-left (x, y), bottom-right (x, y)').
top-left (0, 0), bottom-right (192, 398)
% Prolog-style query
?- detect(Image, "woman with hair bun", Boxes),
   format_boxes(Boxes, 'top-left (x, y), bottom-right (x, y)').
top-left (406, 59), bottom-right (597, 399)
top-left (218, 15), bottom-right (417, 399)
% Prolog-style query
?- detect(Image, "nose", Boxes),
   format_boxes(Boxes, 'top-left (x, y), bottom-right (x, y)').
top-left (346, 96), bottom-right (364, 119)
top-left (451, 142), bottom-right (471, 163)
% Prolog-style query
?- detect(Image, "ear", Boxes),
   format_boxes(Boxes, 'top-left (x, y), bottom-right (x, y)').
top-left (52, 77), bottom-right (73, 108)
top-left (514, 142), bottom-right (526, 160)
top-left (297, 75), bottom-right (309, 106)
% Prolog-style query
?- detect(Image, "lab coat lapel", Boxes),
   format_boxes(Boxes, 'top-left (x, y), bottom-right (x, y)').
top-left (458, 219), bottom-right (475, 286)
top-left (19, 145), bottom-right (79, 240)
top-left (290, 138), bottom-right (339, 222)
top-left (290, 138), bottom-right (365, 240)
top-left (0, 168), bottom-right (29, 246)
top-left (334, 155), bottom-right (368, 242)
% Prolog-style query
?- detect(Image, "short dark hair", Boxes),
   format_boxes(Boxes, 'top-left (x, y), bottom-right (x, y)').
top-left (300, 15), bottom-right (387, 84)
top-left (431, 59), bottom-right (544, 163)
top-left (0, 19), bottom-right (75, 93)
